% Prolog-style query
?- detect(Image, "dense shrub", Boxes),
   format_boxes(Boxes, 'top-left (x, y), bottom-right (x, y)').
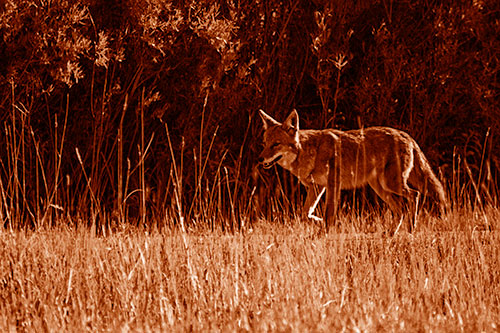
top-left (0, 0), bottom-right (498, 227)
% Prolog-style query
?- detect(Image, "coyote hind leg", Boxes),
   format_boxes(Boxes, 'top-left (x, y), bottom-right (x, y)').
top-left (368, 175), bottom-right (419, 233)
top-left (368, 178), bottom-right (404, 215)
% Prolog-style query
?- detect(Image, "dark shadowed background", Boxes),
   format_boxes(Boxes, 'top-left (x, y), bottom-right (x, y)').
top-left (0, 0), bottom-right (498, 228)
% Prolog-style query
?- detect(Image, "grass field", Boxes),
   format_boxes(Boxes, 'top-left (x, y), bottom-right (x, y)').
top-left (0, 207), bottom-right (499, 332)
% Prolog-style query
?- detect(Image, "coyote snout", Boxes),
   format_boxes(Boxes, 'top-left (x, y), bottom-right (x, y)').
top-left (258, 152), bottom-right (282, 169)
top-left (258, 109), bottom-right (448, 231)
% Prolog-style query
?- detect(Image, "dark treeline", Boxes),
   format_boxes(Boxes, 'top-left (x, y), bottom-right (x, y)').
top-left (0, 0), bottom-right (499, 228)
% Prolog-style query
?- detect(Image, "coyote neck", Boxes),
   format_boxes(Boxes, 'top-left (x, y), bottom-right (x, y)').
top-left (282, 129), bottom-right (340, 188)
top-left (285, 131), bottom-right (328, 187)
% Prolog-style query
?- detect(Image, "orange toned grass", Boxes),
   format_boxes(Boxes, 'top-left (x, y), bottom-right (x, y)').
top-left (0, 209), bottom-right (499, 331)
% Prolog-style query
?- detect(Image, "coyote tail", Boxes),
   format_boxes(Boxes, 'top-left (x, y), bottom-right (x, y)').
top-left (413, 148), bottom-right (449, 213)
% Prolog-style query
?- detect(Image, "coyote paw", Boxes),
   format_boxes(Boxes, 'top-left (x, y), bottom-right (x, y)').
top-left (307, 212), bottom-right (323, 222)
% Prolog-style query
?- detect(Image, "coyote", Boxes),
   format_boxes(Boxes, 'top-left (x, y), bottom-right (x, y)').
top-left (258, 109), bottom-right (448, 230)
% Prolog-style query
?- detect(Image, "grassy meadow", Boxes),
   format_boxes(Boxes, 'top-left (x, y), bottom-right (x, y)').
top-left (2, 1), bottom-right (500, 331)
top-left (0, 207), bottom-right (499, 332)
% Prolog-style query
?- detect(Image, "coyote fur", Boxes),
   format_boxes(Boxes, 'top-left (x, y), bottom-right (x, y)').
top-left (258, 109), bottom-right (448, 230)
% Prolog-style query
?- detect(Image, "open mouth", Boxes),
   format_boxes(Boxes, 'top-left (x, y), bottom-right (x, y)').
top-left (262, 155), bottom-right (282, 169)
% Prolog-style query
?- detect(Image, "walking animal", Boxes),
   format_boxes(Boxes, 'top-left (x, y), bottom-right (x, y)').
top-left (257, 109), bottom-right (448, 231)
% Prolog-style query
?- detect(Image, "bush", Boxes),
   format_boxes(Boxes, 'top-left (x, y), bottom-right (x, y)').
top-left (0, 0), bottom-right (498, 228)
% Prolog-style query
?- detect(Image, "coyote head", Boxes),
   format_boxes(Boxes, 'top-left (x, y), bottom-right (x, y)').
top-left (258, 109), bottom-right (300, 169)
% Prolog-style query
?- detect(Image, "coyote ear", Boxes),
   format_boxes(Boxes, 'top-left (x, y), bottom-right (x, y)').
top-left (259, 109), bottom-right (280, 130)
top-left (283, 109), bottom-right (299, 133)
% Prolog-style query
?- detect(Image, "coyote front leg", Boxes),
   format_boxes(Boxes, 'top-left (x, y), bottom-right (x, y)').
top-left (325, 157), bottom-right (342, 230)
top-left (304, 186), bottom-right (325, 222)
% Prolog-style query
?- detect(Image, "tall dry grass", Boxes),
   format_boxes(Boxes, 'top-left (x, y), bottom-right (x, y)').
top-left (0, 213), bottom-right (499, 331)
top-left (1, 67), bottom-right (500, 331)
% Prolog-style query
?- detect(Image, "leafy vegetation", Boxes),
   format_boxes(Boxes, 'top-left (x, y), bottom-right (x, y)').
top-left (1, 0), bottom-right (499, 228)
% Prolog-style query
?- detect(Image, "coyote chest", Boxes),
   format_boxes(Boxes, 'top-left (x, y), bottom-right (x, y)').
top-left (291, 132), bottom-right (332, 187)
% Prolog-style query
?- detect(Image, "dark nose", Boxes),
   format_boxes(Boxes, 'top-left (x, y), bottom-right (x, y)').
top-left (258, 156), bottom-right (264, 163)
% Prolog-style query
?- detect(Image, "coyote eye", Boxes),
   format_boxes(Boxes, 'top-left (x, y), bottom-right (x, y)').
top-left (271, 142), bottom-right (280, 149)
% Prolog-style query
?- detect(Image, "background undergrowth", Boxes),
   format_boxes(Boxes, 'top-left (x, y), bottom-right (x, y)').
top-left (0, 0), bottom-right (499, 229)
